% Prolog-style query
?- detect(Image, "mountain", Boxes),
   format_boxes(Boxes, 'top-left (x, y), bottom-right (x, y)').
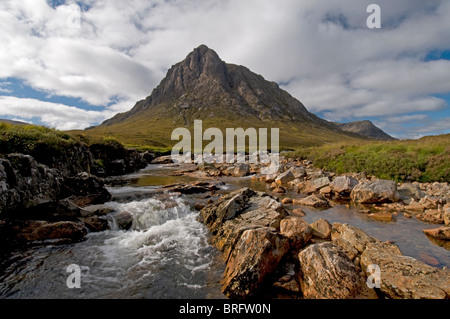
top-left (84, 45), bottom-right (365, 149)
top-left (0, 119), bottom-right (28, 126)
top-left (337, 121), bottom-right (396, 141)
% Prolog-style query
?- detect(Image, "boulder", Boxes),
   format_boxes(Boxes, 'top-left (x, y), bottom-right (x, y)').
top-left (331, 223), bottom-right (402, 255)
top-left (61, 172), bottom-right (111, 205)
top-left (275, 171), bottom-right (295, 185)
top-left (221, 227), bottom-right (289, 298)
top-left (112, 211), bottom-right (134, 230)
top-left (360, 247), bottom-right (450, 299)
top-left (0, 154), bottom-right (64, 215)
top-left (398, 183), bottom-right (426, 202)
top-left (302, 177), bottom-right (331, 194)
top-left (350, 179), bottom-right (400, 204)
top-left (330, 176), bottom-right (359, 194)
top-left (289, 166), bottom-right (306, 179)
top-left (293, 194), bottom-right (330, 208)
top-left (310, 219), bottom-right (332, 239)
top-left (298, 243), bottom-right (378, 299)
top-left (423, 226), bottom-right (450, 241)
top-left (279, 216), bottom-right (313, 250)
top-left (233, 163), bottom-right (250, 177)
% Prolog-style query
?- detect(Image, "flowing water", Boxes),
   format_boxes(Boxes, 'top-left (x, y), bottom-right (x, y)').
top-left (0, 164), bottom-right (449, 299)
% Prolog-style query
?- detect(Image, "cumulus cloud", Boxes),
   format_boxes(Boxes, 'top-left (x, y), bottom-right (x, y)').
top-left (0, 0), bottom-right (449, 138)
top-left (0, 96), bottom-right (113, 130)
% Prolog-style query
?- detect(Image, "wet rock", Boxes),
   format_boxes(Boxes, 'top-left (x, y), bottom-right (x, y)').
top-left (298, 242), bottom-right (378, 299)
top-left (80, 215), bottom-right (109, 232)
top-left (275, 170), bottom-right (295, 185)
top-left (360, 247), bottom-right (450, 299)
top-left (7, 220), bottom-right (88, 243)
top-left (281, 197), bottom-right (292, 204)
top-left (221, 227), bottom-right (289, 298)
top-left (423, 226), bottom-right (450, 241)
top-left (310, 219), bottom-right (332, 240)
top-left (279, 216), bottom-right (313, 251)
top-left (265, 173), bottom-right (278, 183)
top-left (163, 181), bottom-right (219, 194)
top-left (17, 198), bottom-right (93, 222)
top-left (293, 194), bottom-right (330, 208)
top-left (61, 172), bottom-right (111, 205)
top-left (112, 211), bottom-right (133, 230)
top-left (418, 251), bottom-right (441, 267)
top-left (350, 179), bottom-right (400, 204)
top-left (330, 176), bottom-right (359, 194)
top-left (368, 212), bottom-right (393, 222)
top-left (273, 186), bottom-right (286, 194)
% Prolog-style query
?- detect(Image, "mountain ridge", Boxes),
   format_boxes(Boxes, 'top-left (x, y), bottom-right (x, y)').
top-left (84, 45), bottom-right (386, 149)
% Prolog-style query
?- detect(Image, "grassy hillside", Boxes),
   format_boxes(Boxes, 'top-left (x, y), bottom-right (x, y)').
top-left (285, 134), bottom-right (450, 183)
top-left (73, 111), bottom-right (365, 152)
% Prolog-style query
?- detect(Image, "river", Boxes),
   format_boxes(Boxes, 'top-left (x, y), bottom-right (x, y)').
top-left (0, 164), bottom-right (448, 298)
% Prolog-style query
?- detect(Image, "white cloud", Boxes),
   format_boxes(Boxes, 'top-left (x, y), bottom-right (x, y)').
top-left (0, 96), bottom-right (113, 130)
top-left (0, 0), bottom-right (449, 137)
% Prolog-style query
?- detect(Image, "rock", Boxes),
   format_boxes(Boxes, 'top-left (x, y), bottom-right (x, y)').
top-left (0, 219), bottom-right (88, 245)
top-left (319, 186), bottom-right (332, 195)
top-left (302, 177), bottom-right (331, 194)
top-left (221, 227), bottom-right (289, 298)
top-left (80, 215), bottom-right (109, 232)
top-left (418, 251), bottom-right (440, 267)
top-left (275, 170), bottom-right (295, 185)
top-left (419, 196), bottom-right (443, 210)
top-left (444, 209), bottom-right (450, 226)
top-left (273, 186), bottom-right (286, 194)
top-left (330, 176), bottom-right (359, 194)
top-left (17, 198), bottom-right (93, 222)
top-left (61, 172), bottom-right (111, 205)
top-left (151, 155), bottom-right (173, 164)
top-left (350, 179), bottom-right (400, 204)
top-left (360, 247), bottom-right (450, 299)
top-left (265, 173), bottom-right (278, 183)
top-left (416, 209), bottom-right (444, 224)
top-left (398, 183), bottom-right (426, 202)
top-left (331, 223), bottom-right (402, 255)
top-left (291, 208), bottom-right (306, 217)
top-left (288, 166), bottom-right (306, 179)
top-left (368, 212), bottom-right (393, 222)
top-left (163, 181), bottom-right (219, 194)
top-left (279, 216), bottom-right (313, 250)
top-left (310, 219), bottom-right (332, 240)
top-left (423, 226), bottom-right (450, 241)
top-left (404, 201), bottom-right (425, 212)
top-left (281, 198), bottom-right (292, 204)
top-left (269, 182), bottom-right (278, 189)
top-left (112, 211), bottom-right (134, 230)
top-left (0, 154), bottom-right (64, 215)
top-left (294, 194), bottom-right (330, 208)
top-left (233, 163), bottom-right (250, 177)
top-left (298, 243), bottom-right (378, 299)
top-left (332, 237), bottom-right (359, 261)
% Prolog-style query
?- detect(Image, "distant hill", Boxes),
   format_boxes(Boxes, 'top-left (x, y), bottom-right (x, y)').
top-left (0, 119), bottom-right (28, 126)
top-left (337, 120), bottom-right (396, 141)
top-left (80, 45), bottom-right (366, 149)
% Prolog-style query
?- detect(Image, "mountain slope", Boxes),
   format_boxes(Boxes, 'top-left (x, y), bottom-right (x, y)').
top-left (337, 121), bottom-right (396, 141)
top-left (82, 45), bottom-right (365, 149)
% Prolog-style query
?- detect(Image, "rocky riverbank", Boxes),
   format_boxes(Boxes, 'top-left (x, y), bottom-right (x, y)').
top-left (159, 155), bottom-right (450, 299)
top-left (0, 143), bottom-right (154, 252)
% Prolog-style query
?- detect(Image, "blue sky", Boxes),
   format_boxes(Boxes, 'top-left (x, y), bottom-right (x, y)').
top-left (0, 0), bottom-right (449, 139)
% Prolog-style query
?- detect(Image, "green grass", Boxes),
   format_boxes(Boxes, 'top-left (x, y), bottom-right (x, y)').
top-left (0, 122), bottom-right (79, 155)
top-left (285, 134), bottom-right (450, 183)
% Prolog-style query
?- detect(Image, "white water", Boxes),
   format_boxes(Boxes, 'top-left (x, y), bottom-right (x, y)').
top-left (0, 195), bottom-right (224, 299)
